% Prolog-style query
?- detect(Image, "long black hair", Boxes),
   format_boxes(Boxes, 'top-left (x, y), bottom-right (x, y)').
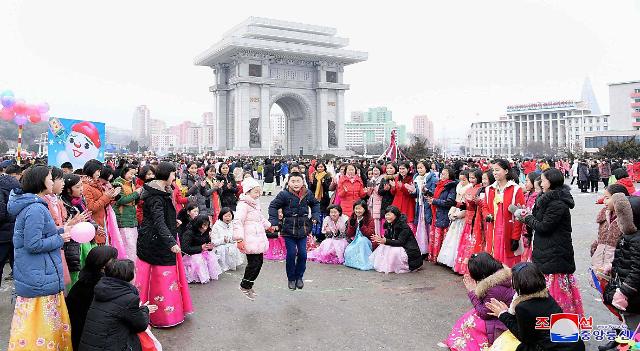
top-left (468, 252), bottom-right (503, 282)
top-left (78, 246), bottom-right (118, 281)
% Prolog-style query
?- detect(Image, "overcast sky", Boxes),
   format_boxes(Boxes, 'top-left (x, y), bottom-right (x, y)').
top-left (1, 0), bottom-right (638, 140)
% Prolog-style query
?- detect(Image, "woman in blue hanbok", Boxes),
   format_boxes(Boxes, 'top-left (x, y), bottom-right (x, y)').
top-left (344, 200), bottom-right (375, 270)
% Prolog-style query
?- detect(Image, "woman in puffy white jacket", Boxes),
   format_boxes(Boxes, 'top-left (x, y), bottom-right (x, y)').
top-left (210, 207), bottom-right (244, 271)
top-left (233, 177), bottom-right (273, 300)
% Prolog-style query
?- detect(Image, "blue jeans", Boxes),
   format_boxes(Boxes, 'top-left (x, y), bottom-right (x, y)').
top-left (283, 236), bottom-right (307, 281)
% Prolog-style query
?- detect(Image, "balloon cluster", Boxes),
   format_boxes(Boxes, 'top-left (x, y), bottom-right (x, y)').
top-left (0, 90), bottom-right (49, 126)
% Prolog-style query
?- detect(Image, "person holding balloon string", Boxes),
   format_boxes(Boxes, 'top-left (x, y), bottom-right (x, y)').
top-left (61, 173), bottom-right (97, 288)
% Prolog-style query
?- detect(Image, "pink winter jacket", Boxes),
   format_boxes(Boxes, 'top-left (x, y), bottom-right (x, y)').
top-left (233, 194), bottom-right (271, 254)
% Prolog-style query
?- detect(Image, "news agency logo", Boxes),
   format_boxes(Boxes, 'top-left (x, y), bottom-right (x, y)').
top-left (535, 313), bottom-right (592, 343)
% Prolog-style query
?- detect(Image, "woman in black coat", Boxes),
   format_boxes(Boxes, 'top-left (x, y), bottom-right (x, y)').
top-left (309, 163), bottom-right (333, 216)
top-left (66, 246), bottom-right (118, 350)
top-left (181, 215), bottom-right (213, 256)
top-left (217, 163), bottom-right (238, 211)
top-left (520, 168), bottom-right (583, 315)
top-left (371, 206), bottom-right (423, 272)
top-left (377, 162), bottom-right (397, 214)
top-left (136, 162), bottom-right (192, 327)
top-left (79, 259), bottom-right (153, 351)
top-left (486, 262), bottom-right (585, 351)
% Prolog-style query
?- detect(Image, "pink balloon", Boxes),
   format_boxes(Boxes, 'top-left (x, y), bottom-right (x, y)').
top-left (19, 150), bottom-right (28, 158)
top-left (40, 113), bottom-right (50, 122)
top-left (28, 114), bottom-right (42, 124)
top-left (37, 102), bottom-right (50, 113)
top-left (14, 115), bottom-right (27, 126)
top-left (70, 222), bottom-right (96, 243)
top-left (0, 108), bottom-right (14, 121)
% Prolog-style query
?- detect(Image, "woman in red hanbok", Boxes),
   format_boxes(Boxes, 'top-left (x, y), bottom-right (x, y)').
top-left (484, 160), bottom-right (525, 268)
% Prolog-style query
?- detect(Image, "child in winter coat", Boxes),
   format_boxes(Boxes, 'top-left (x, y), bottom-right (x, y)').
top-left (591, 184), bottom-right (629, 291)
top-left (211, 207), bottom-right (244, 271)
top-left (442, 252), bottom-right (515, 349)
top-left (181, 215), bottom-right (222, 284)
top-left (79, 259), bottom-right (157, 351)
top-left (234, 178), bottom-right (273, 300)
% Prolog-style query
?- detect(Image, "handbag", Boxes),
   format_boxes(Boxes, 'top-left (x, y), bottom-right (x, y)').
top-left (138, 327), bottom-right (162, 351)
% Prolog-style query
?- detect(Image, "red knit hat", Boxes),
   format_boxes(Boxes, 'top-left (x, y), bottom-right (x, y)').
top-left (72, 121), bottom-right (101, 148)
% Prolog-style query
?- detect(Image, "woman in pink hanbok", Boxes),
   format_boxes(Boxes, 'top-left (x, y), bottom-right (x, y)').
top-left (453, 169), bottom-right (483, 274)
top-left (308, 205), bottom-right (349, 264)
top-left (442, 253), bottom-right (515, 350)
top-left (519, 173), bottom-right (540, 263)
top-left (136, 162), bottom-right (193, 327)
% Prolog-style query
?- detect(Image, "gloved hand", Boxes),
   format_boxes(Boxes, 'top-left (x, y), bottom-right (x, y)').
top-left (511, 239), bottom-right (520, 252)
top-left (612, 288), bottom-right (628, 311)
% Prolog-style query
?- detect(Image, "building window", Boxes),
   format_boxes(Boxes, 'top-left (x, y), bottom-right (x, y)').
top-left (326, 71), bottom-right (337, 83)
top-left (249, 64), bottom-right (262, 77)
top-left (635, 89), bottom-right (640, 93)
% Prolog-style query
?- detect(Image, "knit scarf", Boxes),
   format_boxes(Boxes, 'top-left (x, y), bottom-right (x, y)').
top-left (314, 171), bottom-right (327, 200)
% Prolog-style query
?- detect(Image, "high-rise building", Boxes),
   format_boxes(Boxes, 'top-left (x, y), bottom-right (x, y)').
top-left (270, 113), bottom-right (286, 140)
top-left (202, 112), bottom-right (214, 125)
top-left (608, 80), bottom-right (640, 131)
top-left (412, 115), bottom-right (434, 145)
top-left (467, 100), bottom-right (609, 156)
top-left (346, 106), bottom-right (407, 148)
top-left (132, 105), bottom-right (150, 144)
top-left (149, 119), bottom-right (166, 136)
top-left (150, 134), bottom-right (177, 153)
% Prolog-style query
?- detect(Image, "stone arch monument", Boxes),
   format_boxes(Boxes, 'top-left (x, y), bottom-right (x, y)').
top-left (194, 17), bottom-right (367, 155)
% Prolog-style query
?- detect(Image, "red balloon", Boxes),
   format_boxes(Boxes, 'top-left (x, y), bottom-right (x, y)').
top-left (28, 114), bottom-right (42, 124)
top-left (0, 108), bottom-right (14, 121)
top-left (13, 100), bottom-right (26, 115)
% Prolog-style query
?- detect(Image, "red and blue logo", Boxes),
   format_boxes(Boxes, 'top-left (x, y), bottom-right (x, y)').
top-left (549, 313), bottom-right (580, 342)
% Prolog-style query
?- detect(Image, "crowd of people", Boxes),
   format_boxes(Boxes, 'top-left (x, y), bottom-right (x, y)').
top-left (1, 154), bottom-right (640, 350)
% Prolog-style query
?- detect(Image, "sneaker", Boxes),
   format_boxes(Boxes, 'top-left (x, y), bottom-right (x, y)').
top-left (239, 287), bottom-right (255, 300)
top-left (436, 342), bottom-right (448, 348)
top-left (288, 281), bottom-right (297, 290)
top-left (295, 278), bottom-right (304, 289)
top-left (4, 273), bottom-right (13, 281)
top-left (249, 288), bottom-right (258, 296)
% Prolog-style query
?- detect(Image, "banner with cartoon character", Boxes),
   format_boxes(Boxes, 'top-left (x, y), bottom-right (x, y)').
top-left (47, 117), bottom-right (105, 170)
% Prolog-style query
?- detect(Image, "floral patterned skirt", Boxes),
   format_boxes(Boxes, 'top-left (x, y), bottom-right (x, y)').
top-left (8, 292), bottom-right (72, 351)
top-left (444, 309), bottom-right (490, 351)
top-left (135, 258), bottom-right (194, 327)
top-left (264, 236), bottom-right (287, 260)
top-left (428, 226), bottom-right (448, 262)
top-left (545, 273), bottom-right (584, 315)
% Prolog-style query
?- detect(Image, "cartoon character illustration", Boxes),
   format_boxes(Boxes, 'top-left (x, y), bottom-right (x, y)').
top-left (56, 121), bottom-right (102, 170)
top-left (48, 117), bottom-right (67, 140)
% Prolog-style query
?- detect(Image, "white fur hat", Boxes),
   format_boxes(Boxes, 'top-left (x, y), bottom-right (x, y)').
top-left (241, 177), bottom-right (260, 194)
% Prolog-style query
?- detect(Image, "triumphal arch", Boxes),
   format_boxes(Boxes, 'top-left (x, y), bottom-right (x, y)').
top-left (194, 17), bottom-right (367, 155)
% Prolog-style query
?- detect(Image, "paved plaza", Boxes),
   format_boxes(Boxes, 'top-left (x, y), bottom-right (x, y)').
top-left (0, 181), bottom-right (621, 350)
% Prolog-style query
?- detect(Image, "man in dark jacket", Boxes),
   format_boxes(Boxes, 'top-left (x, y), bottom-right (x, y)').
top-left (0, 164), bottom-right (22, 284)
top-left (268, 172), bottom-right (320, 290)
top-left (263, 159), bottom-right (275, 196)
top-left (79, 259), bottom-right (152, 351)
top-left (274, 160), bottom-right (282, 187)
